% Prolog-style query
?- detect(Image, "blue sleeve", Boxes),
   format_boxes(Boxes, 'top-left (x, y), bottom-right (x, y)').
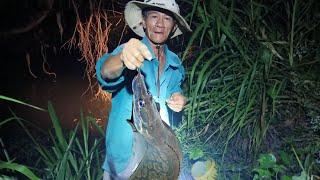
top-left (95, 45), bottom-right (124, 92)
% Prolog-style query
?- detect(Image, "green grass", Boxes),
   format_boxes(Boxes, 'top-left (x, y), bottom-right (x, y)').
top-left (176, 0), bottom-right (320, 178)
top-left (0, 96), bottom-right (105, 179)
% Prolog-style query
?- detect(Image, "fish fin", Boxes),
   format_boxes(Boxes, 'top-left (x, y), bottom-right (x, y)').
top-left (155, 102), bottom-right (160, 112)
top-left (127, 119), bottom-right (138, 132)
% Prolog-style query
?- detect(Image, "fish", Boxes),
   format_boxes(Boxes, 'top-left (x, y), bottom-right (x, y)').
top-left (125, 70), bottom-right (183, 179)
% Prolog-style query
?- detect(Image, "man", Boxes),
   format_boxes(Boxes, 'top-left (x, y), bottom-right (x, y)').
top-left (95, 0), bottom-right (191, 179)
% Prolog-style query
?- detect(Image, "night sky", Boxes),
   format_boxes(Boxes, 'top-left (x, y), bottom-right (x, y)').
top-left (0, 0), bottom-right (189, 131)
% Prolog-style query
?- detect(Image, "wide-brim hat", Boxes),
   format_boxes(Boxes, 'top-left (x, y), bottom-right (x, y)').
top-left (124, 0), bottom-right (192, 39)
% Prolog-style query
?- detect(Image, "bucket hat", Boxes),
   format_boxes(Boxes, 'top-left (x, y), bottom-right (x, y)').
top-left (124, 0), bottom-right (192, 38)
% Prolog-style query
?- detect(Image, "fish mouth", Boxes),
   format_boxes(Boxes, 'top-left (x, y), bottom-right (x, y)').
top-left (132, 72), bottom-right (149, 133)
top-left (132, 74), bottom-right (147, 101)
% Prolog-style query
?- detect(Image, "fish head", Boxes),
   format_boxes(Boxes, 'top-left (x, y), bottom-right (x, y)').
top-left (132, 72), bottom-right (157, 137)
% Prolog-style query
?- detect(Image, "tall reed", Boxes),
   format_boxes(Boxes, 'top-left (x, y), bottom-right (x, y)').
top-left (177, 0), bottom-right (320, 175)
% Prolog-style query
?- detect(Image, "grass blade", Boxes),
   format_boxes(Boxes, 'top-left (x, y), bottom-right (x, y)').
top-left (0, 161), bottom-right (41, 180)
top-left (0, 95), bottom-right (46, 111)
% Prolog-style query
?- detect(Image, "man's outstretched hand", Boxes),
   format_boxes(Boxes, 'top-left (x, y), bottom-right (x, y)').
top-left (120, 38), bottom-right (152, 70)
top-left (166, 93), bottom-right (187, 112)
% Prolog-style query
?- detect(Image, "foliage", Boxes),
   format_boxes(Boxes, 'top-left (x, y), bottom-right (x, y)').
top-left (176, 0), bottom-right (320, 178)
top-left (0, 161), bottom-right (40, 180)
top-left (36, 102), bottom-right (105, 179)
top-left (252, 145), bottom-right (320, 180)
top-left (0, 95), bottom-right (46, 112)
top-left (189, 147), bottom-right (204, 160)
top-left (0, 96), bottom-right (105, 179)
top-left (252, 153), bottom-right (286, 179)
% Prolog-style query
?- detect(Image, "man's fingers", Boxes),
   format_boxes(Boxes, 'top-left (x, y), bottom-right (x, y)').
top-left (167, 103), bottom-right (183, 112)
top-left (123, 38), bottom-right (152, 61)
top-left (166, 93), bottom-right (187, 112)
top-left (137, 43), bottom-right (152, 60)
top-left (123, 53), bottom-right (138, 70)
top-left (128, 54), bottom-right (143, 69)
top-left (172, 93), bottom-right (187, 105)
top-left (123, 59), bottom-right (137, 70)
top-left (166, 100), bottom-right (183, 109)
top-left (131, 51), bottom-right (144, 63)
top-left (167, 98), bottom-right (184, 106)
top-left (167, 101), bottom-right (183, 108)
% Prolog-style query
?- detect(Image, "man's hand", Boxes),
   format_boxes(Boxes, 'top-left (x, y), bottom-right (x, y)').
top-left (166, 93), bottom-right (187, 112)
top-left (121, 38), bottom-right (152, 70)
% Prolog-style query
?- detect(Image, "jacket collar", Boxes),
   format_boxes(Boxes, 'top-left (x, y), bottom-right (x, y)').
top-left (141, 36), bottom-right (180, 68)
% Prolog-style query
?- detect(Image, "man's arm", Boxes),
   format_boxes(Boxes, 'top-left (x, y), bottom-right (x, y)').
top-left (100, 38), bottom-right (152, 80)
top-left (101, 53), bottom-right (125, 80)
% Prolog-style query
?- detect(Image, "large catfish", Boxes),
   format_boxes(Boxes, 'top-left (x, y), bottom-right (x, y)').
top-left (123, 71), bottom-right (183, 179)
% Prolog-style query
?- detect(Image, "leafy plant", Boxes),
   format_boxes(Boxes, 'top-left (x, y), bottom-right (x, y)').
top-left (252, 144), bottom-right (320, 180)
top-left (0, 161), bottom-right (41, 180)
top-left (176, 0), bottom-right (319, 178)
top-left (33, 102), bottom-right (105, 180)
top-left (189, 147), bottom-right (204, 160)
top-left (252, 153), bottom-right (286, 179)
top-left (0, 96), bottom-right (105, 179)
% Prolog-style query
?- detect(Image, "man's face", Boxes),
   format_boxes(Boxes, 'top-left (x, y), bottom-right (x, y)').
top-left (142, 10), bottom-right (176, 44)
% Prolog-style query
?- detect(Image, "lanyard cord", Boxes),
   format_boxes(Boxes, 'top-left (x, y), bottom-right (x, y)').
top-left (156, 45), bottom-right (174, 127)
top-left (156, 45), bottom-right (161, 98)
